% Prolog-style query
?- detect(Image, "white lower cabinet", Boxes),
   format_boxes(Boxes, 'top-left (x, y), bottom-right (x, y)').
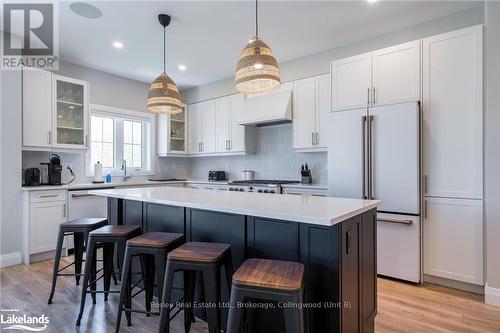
top-left (24, 190), bottom-right (68, 263)
top-left (423, 197), bottom-right (483, 285)
top-left (282, 187), bottom-right (327, 196)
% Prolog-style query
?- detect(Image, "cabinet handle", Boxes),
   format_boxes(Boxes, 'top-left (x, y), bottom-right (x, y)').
top-left (62, 203), bottom-right (66, 218)
top-left (346, 230), bottom-right (352, 254)
top-left (372, 86), bottom-right (376, 104)
top-left (48, 131), bottom-right (52, 145)
top-left (367, 88), bottom-right (370, 105)
top-left (85, 134), bottom-right (88, 148)
top-left (40, 194), bottom-right (58, 198)
top-left (312, 132), bottom-right (314, 146)
top-left (377, 218), bottom-right (413, 225)
top-left (198, 142), bottom-right (201, 152)
top-left (201, 142), bottom-right (204, 152)
top-left (225, 140), bottom-right (228, 150)
top-left (71, 193), bottom-right (96, 198)
top-left (362, 116), bottom-right (367, 199)
top-left (315, 132), bottom-right (319, 146)
top-left (229, 140), bottom-right (232, 150)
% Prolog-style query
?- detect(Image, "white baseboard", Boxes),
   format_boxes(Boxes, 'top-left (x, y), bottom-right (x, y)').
top-left (0, 252), bottom-right (22, 268)
top-left (485, 283), bottom-right (500, 307)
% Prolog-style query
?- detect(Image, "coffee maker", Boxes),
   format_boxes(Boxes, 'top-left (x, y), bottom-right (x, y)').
top-left (48, 154), bottom-right (62, 185)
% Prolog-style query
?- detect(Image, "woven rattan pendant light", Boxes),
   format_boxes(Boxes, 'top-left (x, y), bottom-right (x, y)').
top-left (235, 0), bottom-right (281, 94)
top-left (147, 14), bottom-right (183, 114)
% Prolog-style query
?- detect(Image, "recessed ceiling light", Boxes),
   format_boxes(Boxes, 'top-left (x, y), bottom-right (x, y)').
top-left (367, 0), bottom-right (378, 3)
top-left (178, 64), bottom-right (187, 71)
top-left (70, 2), bottom-right (103, 19)
top-left (113, 41), bottom-right (124, 49)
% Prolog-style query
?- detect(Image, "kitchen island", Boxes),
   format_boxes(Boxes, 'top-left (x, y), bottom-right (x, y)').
top-left (90, 187), bottom-right (379, 333)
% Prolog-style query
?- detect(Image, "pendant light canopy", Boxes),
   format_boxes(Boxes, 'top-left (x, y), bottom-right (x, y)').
top-left (235, 0), bottom-right (281, 94)
top-left (147, 14), bottom-right (183, 114)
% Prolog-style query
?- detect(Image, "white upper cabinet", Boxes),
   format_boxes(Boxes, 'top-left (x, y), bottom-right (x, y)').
top-left (215, 96), bottom-right (230, 152)
top-left (293, 73), bottom-right (330, 151)
top-left (422, 25), bottom-right (483, 199)
top-left (423, 197), bottom-right (483, 285)
top-left (372, 40), bottom-right (421, 106)
top-left (201, 100), bottom-right (217, 153)
top-left (315, 73), bottom-right (331, 148)
top-left (332, 53), bottom-right (372, 112)
top-left (22, 69), bottom-right (89, 151)
top-left (157, 105), bottom-right (188, 156)
top-left (293, 77), bottom-right (316, 150)
top-left (188, 103), bottom-right (202, 154)
top-left (332, 41), bottom-right (421, 112)
top-left (52, 75), bottom-right (89, 149)
top-left (23, 68), bottom-right (53, 148)
top-left (228, 94), bottom-right (248, 152)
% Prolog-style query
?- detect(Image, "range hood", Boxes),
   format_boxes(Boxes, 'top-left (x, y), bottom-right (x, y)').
top-left (239, 88), bottom-right (292, 126)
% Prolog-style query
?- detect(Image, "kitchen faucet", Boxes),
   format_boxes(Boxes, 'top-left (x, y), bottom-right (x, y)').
top-left (121, 159), bottom-right (132, 181)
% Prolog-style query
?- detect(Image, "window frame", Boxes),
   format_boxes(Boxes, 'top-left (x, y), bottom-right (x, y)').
top-left (85, 104), bottom-right (155, 177)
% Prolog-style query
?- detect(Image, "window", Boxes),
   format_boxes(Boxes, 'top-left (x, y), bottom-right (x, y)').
top-left (86, 105), bottom-right (155, 177)
top-left (90, 115), bottom-right (114, 168)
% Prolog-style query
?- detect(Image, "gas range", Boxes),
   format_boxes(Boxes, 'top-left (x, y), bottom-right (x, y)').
top-left (227, 180), bottom-right (300, 194)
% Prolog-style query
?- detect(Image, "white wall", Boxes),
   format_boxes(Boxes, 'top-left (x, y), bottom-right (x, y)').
top-left (484, 1), bottom-right (500, 305)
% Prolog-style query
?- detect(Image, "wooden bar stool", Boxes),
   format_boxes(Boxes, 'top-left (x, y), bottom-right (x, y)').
top-left (226, 258), bottom-right (305, 333)
top-left (76, 225), bottom-right (141, 326)
top-left (115, 232), bottom-right (185, 332)
top-left (158, 242), bottom-right (233, 333)
top-left (48, 217), bottom-right (108, 304)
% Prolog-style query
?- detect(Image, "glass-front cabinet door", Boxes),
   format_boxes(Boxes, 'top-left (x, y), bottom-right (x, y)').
top-left (52, 75), bottom-right (89, 149)
top-left (157, 105), bottom-right (187, 156)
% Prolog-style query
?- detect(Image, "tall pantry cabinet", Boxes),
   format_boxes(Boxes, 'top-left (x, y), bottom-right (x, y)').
top-left (422, 25), bottom-right (484, 285)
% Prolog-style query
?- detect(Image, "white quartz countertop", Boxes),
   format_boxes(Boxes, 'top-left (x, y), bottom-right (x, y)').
top-left (21, 179), bottom-right (228, 191)
top-left (89, 187), bottom-right (379, 226)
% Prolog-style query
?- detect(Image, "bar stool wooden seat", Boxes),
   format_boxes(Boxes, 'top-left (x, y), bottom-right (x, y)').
top-left (115, 232), bottom-right (185, 332)
top-left (158, 242), bottom-right (233, 333)
top-left (76, 225), bottom-right (141, 326)
top-left (47, 217), bottom-right (108, 304)
top-left (226, 258), bottom-right (305, 333)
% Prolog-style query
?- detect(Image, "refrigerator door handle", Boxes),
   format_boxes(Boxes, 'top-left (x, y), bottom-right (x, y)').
top-left (368, 115), bottom-right (374, 199)
top-left (362, 116), bottom-right (367, 199)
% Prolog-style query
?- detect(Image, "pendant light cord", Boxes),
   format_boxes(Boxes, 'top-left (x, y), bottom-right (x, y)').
top-left (255, 0), bottom-right (259, 38)
top-left (163, 25), bottom-right (166, 73)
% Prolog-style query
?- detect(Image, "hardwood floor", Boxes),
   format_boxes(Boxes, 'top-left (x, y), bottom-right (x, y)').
top-left (1, 258), bottom-right (499, 332)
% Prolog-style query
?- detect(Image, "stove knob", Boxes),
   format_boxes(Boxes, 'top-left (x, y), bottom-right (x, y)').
top-left (264, 189), bottom-right (270, 193)
top-left (229, 187), bottom-right (234, 191)
top-left (258, 189), bottom-right (263, 193)
top-left (239, 188), bottom-right (244, 192)
top-left (270, 190), bottom-right (276, 194)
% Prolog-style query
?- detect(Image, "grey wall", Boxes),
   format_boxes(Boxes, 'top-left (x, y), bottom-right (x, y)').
top-left (182, 6), bottom-right (484, 104)
top-left (485, 1), bottom-right (500, 294)
top-left (0, 70), bottom-right (23, 258)
top-left (178, 6), bottom-right (484, 186)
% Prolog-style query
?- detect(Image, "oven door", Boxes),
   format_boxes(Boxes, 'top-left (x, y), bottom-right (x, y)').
top-left (377, 212), bottom-right (421, 283)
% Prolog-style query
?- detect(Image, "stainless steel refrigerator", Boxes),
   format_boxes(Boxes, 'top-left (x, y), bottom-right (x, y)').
top-left (327, 101), bottom-right (421, 282)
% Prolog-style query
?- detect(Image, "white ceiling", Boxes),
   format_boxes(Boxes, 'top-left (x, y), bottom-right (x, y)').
top-left (57, 1), bottom-right (482, 89)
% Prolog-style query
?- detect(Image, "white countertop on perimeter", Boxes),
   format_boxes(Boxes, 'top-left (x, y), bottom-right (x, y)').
top-left (89, 187), bottom-right (379, 226)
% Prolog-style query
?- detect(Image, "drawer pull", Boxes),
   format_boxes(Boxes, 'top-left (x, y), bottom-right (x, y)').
top-left (39, 194), bottom-right (59, 198)
top-left (377, 218), bottom-right (413, 225)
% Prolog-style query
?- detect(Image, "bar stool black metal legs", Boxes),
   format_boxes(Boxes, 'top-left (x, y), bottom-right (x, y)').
top-left (114, 232), bottom-right (185, 333)
top-left (226, 258), bottom-right (305, 333)
top-left (47, 218), bottom-right (108, 304)
top-left (158, 242), bottom-right (233, 333)
top-left (76, 225), bottom-right (141, 326)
